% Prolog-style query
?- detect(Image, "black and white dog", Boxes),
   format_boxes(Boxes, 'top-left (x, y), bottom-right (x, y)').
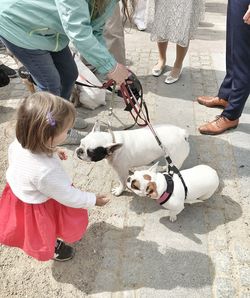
top-left (76, 121), bottom-right (190, 196)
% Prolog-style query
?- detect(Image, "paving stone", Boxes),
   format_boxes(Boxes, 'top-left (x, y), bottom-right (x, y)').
top-left (234, 242), bottom-right (250, 263)
top-left (215, 278), bottom-right (236, 298)
top-left (239, 267), bottom-right (250, 287)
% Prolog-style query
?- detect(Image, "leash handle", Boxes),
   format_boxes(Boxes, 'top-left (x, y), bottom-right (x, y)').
top-left (125, 83), bottom-right (150, 126)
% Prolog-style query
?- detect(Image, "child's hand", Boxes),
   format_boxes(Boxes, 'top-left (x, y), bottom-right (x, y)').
top-left (57, 148), bottom-right (68, 160)
top-left (95, 195), bottom-right (110, 206)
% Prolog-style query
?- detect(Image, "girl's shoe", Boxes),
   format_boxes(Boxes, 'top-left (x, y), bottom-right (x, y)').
top-left (54, 240), bottom-right (75, 262)
top-left (0, 64), bottom-right (18, 78)
top-left (152, 64), bottom-right (165, 77)
top-left (164, 69), bottom-right (182, 84)
top-left (0, 68), bottom-right (10, 87)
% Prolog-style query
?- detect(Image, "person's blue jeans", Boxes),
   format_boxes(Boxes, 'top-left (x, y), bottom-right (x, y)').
top-left (0, 36), bottom-right (78, 100)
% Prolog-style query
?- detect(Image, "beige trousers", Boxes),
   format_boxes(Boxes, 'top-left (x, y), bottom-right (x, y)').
top-left (104, 4), bottom-right (126, 65)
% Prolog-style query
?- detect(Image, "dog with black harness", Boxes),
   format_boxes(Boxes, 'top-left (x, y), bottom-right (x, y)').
top-left (126, 162), bottom-right (219, 222)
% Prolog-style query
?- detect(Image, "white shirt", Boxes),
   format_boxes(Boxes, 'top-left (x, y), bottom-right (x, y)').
top-left (6, 139), bottom-right (96, 209)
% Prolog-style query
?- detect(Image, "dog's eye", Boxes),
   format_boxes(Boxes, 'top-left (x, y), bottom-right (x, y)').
top-left (131, 180), bottom-right (140, 190)
top-left (146, 182), bottom-right (157, 196)
top-left (87, 149), bottom-right (94, 158)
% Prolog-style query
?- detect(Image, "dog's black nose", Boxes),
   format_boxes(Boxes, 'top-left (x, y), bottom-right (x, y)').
top-left (76, 148), bottom-right (84, 156)
top-left (127, 177), bottom-right (131, 183)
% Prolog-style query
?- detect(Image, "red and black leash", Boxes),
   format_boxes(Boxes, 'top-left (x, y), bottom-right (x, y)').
top-left (75, 71), bottom-right (150, 128)
top-left (125, 81), bottom-right (188, 199)
top-left (76, 72), bottom-right (187, 197)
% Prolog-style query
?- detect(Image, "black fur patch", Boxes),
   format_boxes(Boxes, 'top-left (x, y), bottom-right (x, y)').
top-left (87, 147), bottom-right (108, 162)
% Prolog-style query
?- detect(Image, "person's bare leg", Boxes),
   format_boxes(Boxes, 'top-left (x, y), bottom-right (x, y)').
top-left (170, 44), bottom-right (189, 78)
top-left (152, 41), bottom-right (168, 72)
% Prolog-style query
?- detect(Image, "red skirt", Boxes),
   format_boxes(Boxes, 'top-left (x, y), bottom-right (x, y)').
top-left (0, 184), bottom-right (88, 261)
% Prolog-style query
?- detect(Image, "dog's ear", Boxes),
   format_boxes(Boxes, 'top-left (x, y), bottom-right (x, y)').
top-left (146, 182), bottom-right (158, 199)
top-left (106, 143), bottom-right (123, 155)
top-left (92, 120), bottom-right (101, 132)
top-left (148, 162), bottom-right (159, 173)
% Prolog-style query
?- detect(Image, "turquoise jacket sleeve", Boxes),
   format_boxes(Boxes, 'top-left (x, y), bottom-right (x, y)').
top-left (55, 0), bottom-right (117, 74)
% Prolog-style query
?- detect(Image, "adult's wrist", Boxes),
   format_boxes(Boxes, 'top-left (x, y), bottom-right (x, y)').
top-left (108, 63), bottom-right (119, 75)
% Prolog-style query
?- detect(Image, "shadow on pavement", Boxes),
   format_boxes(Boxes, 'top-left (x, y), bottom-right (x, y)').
top-left (52, 222), bottom-right (215, 294)
top-left (205, 2), bottom-right (227, 14)
top-left (190, 134), bottom-right (250, 178)
top-left (129, 192), bottom-right (242, 244)
top-left (136, 68), bottom-right (225, 101)
top-left (0, 106), bottom-right (16, 124)
top-left (196, 28), bottom-right (226, 41)
top-left (160, 195), bottom-right (242, 243)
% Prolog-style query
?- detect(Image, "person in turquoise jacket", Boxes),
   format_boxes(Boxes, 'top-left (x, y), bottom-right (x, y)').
top-left (0, 0), bottom-right (135, 144)
top-left (0, 0), bottom-right (134, 94)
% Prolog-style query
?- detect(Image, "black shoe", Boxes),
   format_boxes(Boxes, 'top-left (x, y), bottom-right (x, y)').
top-left (54, 240), bottom-right (75, 262)
top-left (0, 64), bottom-right (18, 78)
top-left (0, 69), bottom-right (10, 87)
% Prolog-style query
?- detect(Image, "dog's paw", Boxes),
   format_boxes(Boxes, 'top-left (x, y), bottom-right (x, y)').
top-left (111, 185), bottom-right (124, 196)
top-left (169, 214), bottom-right (177, 222)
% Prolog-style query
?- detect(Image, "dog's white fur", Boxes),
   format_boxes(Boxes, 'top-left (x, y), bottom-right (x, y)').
top-left (127, 163), bottom-right (219, 221)
top-left (76, 122), bottom-right (190, 196)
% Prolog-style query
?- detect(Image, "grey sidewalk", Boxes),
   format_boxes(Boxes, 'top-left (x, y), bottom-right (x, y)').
top-left (0, 0), bottom-right (249, 297)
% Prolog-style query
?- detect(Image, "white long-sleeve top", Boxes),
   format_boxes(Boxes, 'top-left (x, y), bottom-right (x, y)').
top-left (6, 139), bottom-right (96, 209)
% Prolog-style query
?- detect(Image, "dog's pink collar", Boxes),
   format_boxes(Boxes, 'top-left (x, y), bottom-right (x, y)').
top-left (157, 192), bottom-right (171, 205)
top-left (156, 174), bottom-right (174, 205)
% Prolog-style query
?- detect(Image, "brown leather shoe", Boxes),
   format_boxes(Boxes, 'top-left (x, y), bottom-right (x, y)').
top-left (199, 116), bottom-right (239, 135)
top-left (197, 96), bottom-right (228, 108)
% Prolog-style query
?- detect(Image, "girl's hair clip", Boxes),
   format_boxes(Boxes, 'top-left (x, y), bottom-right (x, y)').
top-left (47, 112), bottom-right (56, 127)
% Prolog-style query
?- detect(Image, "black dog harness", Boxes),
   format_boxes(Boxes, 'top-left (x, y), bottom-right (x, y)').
top-left (156, 170), bottom-right (188, 206)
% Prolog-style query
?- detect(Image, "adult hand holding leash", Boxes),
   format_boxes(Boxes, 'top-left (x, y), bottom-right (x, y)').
top-left (107, 63), bottom-right (130, 85)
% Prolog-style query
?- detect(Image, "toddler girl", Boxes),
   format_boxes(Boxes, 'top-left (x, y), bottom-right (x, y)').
top-left (0, 92), bottom-right (109, 261)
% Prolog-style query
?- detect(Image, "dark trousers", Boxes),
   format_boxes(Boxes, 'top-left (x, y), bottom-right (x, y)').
top-left (218, 0), bottom-right (250, 120)
top-left (0, 37), bottom-right (78, 100)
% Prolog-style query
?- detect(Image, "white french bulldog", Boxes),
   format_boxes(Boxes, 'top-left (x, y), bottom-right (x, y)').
top-left (127, 163), bottom-right (219, 222)
top-left (76, 121), bottom-right (190, 196)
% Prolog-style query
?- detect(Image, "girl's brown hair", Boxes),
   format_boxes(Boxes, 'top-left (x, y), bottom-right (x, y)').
top-left (91, 0), bottom-right (135, 23)
top-left (16, 92), bottom-right (76, 155)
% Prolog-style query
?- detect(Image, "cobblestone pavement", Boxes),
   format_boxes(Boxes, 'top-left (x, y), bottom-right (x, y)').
top-left (0, 0), bottom-right (249, 297)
